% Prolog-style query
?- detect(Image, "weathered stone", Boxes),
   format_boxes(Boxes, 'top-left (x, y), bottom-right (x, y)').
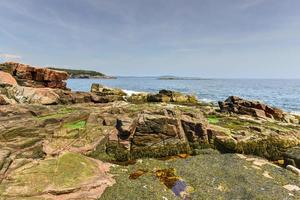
top-left (0, 149), bottom-right (11, 171)
top-left (181, 113), bottom-right (208, 144)
top-left (286, 165), bottom-right (300, 176)
top-left (0, 71), bottom-right (17, 85)
top-left (146, 89), bottom-right (198, 104)
top-left (126, 93), bottom-right (148, 103)
top-left (283, 147), bottom-right (300, 169)
top-left (0, 62), bottom-right (69, 89)
top-left (6, 85), bottom-right (60, 105)
top-left (107, 109), bottom-right (213, 160)
top-left (91, 83), bottom-right (126, 96)
top-left (0, 94), bottom-right (10, 105)
top-left (0, 152), bottom-right (115, 199)
top-left (219, 96), bottom-right (297, 123)
top-left (90, 83), bottom-right (126, 103)
top-left (116, 117), bottom-right (136, 138)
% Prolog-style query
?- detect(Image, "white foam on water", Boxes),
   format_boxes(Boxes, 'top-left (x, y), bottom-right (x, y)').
top-left (123, 89), bottom-right (143, 96)
top-left (291, 111), bottom-right (300, 116)
top-left (200, 98), bottom-right (214, 103)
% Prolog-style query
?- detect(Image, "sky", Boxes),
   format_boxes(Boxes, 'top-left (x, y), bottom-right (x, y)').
top-left (0, 0), bottom-right (300, 78)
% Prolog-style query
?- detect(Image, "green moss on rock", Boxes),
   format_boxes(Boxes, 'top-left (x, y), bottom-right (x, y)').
top-left (63, 120), bottom-right (86, 129)
top-left (0, 153), bottom-right (99, 197)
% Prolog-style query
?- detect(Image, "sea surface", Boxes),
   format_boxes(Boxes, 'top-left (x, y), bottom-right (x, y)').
top-left (67, 78), bottom-right (300, 113)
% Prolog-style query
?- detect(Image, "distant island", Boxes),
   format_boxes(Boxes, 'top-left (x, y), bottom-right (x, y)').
top-left (49, 67), bottom-right (116, 79)
top-left (158, 75), bottom-right (207, 80)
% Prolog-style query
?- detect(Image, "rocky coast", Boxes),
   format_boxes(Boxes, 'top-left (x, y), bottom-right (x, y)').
top-left (0, 62), bottom-right (299, 200)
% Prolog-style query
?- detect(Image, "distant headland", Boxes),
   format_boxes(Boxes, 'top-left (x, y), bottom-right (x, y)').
top-left (49, 67), bottom-right (116, 79)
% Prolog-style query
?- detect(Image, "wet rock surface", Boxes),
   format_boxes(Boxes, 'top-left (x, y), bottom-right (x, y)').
top-left (101, 150), bottom-right (300, 200)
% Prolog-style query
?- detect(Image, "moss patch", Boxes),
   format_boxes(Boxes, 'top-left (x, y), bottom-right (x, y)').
top-left (63, 120), bottom-right (86, 129)
top-left (0, 153), bottom-right (99, 197)
top-left (207, 115), bottom-right (220, 124)
top-left (35, 107), bottom-right (75, 120)
top-left (100, 151), bottom-right (300, 200)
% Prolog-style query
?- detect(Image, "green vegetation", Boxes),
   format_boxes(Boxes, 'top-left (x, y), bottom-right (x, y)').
top-left (207, 115), bottom-right (220, 124)
top-left (49, 67), bottom-right (106, 77)
top-left (35, 107), bottom-right (75, 120)
top-left (63, 120), bottom-right (86, 129)
top-left (53, 153), bottom-right (97, 187)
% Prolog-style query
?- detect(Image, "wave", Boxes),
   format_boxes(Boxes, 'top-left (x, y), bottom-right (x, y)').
top-left (123, 89), bottom-right (143, 96)
top-left (199, 98), bottom-right (214, 103)
top-left (290, 111), bottom-right (300, 116)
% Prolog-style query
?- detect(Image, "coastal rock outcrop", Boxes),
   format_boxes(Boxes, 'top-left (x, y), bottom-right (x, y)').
top-left (90, 83), bottom-right (126, 103)
top-left (219, 96), bottom-right (299, 123)
top-left (127, 89), bottom-right (198, 104)
top-left (0, 100), bottom-right (299, 199)
top-left (0, 62), bottom-right (69, 89)
top-left (107, 109), bottom-right (218, 161)
top-left (1, 84), bottom-right (59, 105)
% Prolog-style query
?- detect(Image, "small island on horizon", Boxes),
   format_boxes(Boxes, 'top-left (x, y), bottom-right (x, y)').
top-left (158, 75), bottom-right (210, 80)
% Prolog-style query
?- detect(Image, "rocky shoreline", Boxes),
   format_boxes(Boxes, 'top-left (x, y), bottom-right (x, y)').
top-left (0, 62), bottom-right (299, 200)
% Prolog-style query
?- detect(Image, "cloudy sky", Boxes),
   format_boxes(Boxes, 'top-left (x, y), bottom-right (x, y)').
top-left (0, 0), bottom-right (299, 78)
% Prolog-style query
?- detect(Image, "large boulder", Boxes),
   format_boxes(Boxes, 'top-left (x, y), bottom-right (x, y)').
top-left (107, 109), bottom-right (210, 161)
top-left (90, 83), bottom-right (126, 103)
top-left (283, 147), bottom-right (300, 169)
top-left (0, 152), bottom-right (115, 199)
top-left (6, 85), bottom-right (60, 105)
top-left (0, 71), bottom-right (17, 86)
top-left (148, 89), bottom-right (198, 104)
top-left (219, 96), bottom-right (298, 123)
top-left (0, 62), bottom-right (69, 89)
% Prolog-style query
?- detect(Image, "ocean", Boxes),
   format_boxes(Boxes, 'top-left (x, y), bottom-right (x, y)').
top-left (67, 78), bottom-right (300, 113)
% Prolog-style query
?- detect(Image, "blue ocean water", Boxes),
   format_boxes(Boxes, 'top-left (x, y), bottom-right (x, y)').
top-left (67, 78), bottom-right (300, 113)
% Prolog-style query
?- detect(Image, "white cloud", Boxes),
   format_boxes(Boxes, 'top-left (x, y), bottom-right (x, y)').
top-left (0, 54), bottom-right (21, 61)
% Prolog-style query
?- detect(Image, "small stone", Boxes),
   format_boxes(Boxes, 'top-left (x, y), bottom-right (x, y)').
top-left (286, 165), bottom-right (300, 176)
top-left (283, 184), bottom-right (300, 192)
top-left (262, 171), bottom-right (273, 179)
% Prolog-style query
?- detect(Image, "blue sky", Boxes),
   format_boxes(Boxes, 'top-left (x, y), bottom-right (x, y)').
top-left (0, 0), bottom-right (300, 78)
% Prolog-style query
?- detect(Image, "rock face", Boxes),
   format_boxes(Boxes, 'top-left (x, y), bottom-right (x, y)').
top-left (102, 102), bottom-right (300, 162)
top-left (0, 62), bottom-right (69, 89)
top-left (219, 96), bottom-right (299, 123)
top-left (107, 109), bottom-right (216, 161)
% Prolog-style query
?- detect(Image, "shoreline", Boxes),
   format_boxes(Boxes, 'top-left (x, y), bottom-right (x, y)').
top-left (1, 62), bottom-right (299, 199)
